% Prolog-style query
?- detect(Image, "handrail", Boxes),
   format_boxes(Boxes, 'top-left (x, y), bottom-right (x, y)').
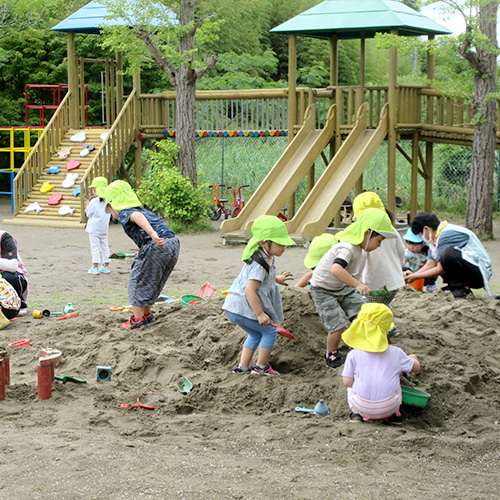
top-left (12, 91), bottom-right (71, 214)
top-left (79, 89), bottom-right (138, 222)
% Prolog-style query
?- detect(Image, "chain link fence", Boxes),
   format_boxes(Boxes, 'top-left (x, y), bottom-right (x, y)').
top-left (197, 136), bottom-right (500, 216)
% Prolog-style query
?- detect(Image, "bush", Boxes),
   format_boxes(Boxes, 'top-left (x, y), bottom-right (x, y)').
top-left (137, 139), bottom-right (210, 232)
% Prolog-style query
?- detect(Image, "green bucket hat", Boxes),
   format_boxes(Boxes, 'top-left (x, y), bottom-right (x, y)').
top-left (352, 192), bottom-right (385, 218)
top-left (242, 215), bottom-right (295, 261)
top-left (338, 207), bottom-right (395, 245)
top-left (90, 177), bottom-right (108, 199)
top-left (104, 180), bottom-right (142, 211)
top-left (304, 233), bottom-right (338, 269)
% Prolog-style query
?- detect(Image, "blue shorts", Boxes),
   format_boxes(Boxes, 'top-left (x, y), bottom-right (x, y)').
top-left (225, 311), bottom-right (277, 350)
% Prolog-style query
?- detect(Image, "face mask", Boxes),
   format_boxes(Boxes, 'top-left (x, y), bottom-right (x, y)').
top-left (364, 230), bottom-right (374, 251)
top-left (421, 228), bottom-right (433, 246)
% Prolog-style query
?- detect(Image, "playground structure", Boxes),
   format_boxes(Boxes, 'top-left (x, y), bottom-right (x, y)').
top-left (4, 0), bottom-right (500, 241)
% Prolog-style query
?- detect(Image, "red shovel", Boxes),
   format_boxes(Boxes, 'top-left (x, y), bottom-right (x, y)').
top-left (271, 322), bottom-right (295, 340)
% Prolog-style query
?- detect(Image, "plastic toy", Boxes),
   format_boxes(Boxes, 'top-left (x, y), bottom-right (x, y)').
top-left (38, 348), bottom-right (62, 400)
top-left (401, 385), bottom-right (430, 407)
top-left (271, 322), bottom-right (295, 339)
top-left (47, 166), bottom-right (60, 174)
top-left (56, 311), bottom-right (79, 321)
top-left (176, 377), bottom-right (193, 394)
top-left (180, 295), bottom-right (205, 305)
top-left (121, 397), bottom-right (156, 410)
top-left (40, 182), bottom-right (54, 193)
top-left (197, 282), bottom-right (216, 297)
top-left (57, 146), bottom-right (72, 159)
top-left (96, 366), bottom-right (112, 382)
top-left (54, 375), bottom-right (86, 384)
top-left (7, 339), bottom-right (30, 348)
top-left (48, 193), bottom-right (63, 205)
top-left (66, 159), bottom-right (81, 171)
top-left (295, 400), bottom-right (330, 416)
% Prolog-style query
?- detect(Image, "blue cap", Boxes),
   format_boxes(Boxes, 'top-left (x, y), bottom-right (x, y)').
top-left (403, 227), bottom-right (423, 243)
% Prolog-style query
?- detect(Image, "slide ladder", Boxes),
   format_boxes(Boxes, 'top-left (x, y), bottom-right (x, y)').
top-left (285, 103), bottom-right (389, 243)
top-left (221, 103), bottom-right (336, 242)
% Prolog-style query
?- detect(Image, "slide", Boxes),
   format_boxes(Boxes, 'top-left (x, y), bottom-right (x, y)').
top-left (221, 103), bottom-right (336, 242)
top-left (285, 103), bottom-right (389, 243)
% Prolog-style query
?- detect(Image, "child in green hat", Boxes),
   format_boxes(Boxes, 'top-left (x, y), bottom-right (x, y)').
top-left (309, 208), bottom-right (396, 368)
top-left (222, 215), bottom-right (295, 375)
top-left (104, 180), bottom-right (180, 329)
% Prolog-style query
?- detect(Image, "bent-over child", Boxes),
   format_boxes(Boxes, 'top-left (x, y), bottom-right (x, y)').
top-left (402, 227), bottom-right (436, 292)
top-left (104, 180), bottom-right (180, 329)
top-left (222, 215), bottom-right (295, 375)
top-left (341, 303), bottom-right (421, 423)
top-left (309, 208), bottom-right (396, 368)
top-left (85, 177), bottom-right (111, 274)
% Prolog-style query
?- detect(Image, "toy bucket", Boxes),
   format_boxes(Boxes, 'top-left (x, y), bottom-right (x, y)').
top-left (408, 278), bottom-right (424, 292)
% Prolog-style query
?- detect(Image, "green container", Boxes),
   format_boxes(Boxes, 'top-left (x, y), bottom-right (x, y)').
top-left (180, 295), bottom-right (206, 306)
top-left (401, 386), bottom-right (430, 407)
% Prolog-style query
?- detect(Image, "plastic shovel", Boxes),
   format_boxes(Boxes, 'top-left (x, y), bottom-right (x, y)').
top-left (110, 252), bottom-right (136, 259)
top-left (121, 397), bottom-right (156, 410)
top-left (295, 400), bottom-right (330, 417)
top-left (54, 375), bottom-right (87, 384)
top-left (271, 322), bottom-right (295, 340)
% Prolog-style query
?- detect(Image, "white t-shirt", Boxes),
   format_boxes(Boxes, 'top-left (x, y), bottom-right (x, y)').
top-left (310, 241), bottom-right (365, 290)
top-left (361, 227), bottom-right (405, 291)
top-left (85, 197), bottom-right (110, 235)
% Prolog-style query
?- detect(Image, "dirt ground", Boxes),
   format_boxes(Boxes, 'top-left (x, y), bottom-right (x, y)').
top-left (1, 204), bottom-right (500, 500)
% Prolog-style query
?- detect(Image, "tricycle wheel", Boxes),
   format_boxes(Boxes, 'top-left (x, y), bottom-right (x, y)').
top-left (231, 207), bottom-right (240, 218)
top-left (208, 205), bottom-right (221, 221)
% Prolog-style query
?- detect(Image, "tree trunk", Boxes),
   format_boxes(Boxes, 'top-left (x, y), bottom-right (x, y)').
top-left (464, 1), bottom-right (498, 239)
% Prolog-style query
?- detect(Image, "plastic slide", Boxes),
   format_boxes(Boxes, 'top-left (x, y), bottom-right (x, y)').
top-left (221, 103), bottom-right (336, 242)
top-left (285, 103), bottom-right (389, 243)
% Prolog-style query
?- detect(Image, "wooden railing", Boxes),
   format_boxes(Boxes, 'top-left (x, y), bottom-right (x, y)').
top-left (79, 89), bottom-right (138, 222)
top-left (13, 92), bottom-right (71, 214)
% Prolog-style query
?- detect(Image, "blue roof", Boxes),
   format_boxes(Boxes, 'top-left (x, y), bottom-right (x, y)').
top-left (52, 1), bottom-right (176, 34)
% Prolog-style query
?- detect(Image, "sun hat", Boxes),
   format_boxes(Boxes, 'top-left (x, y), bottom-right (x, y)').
top-left (242, 215), bottom-right (295, 261)
top-left (352, 192), bottom-right (385, 218)
top-left (341, 303), bottom-right (393, 353)
top-left (337, 207), bottom-right (396, 245)
top-left (304, 233), bottom-right (338, 269)
top-left (104, 180), bottom-right (142, 211)
top-left (90, 177), bottom-right (108, 199)
top-left (403, 227), bottom-right (423, 243)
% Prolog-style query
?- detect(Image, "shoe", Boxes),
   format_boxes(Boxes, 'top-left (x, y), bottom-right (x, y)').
top-left (232, 364), bottom-right (252, 373)
top-left (143, 312), bottom-right (156, 324)
top-left (426, 284), bottom-right (437, 292)
top-left (99, 265), bottom-right (111, 273)
top-left (88, 267), bottom-right (100, 274)
top-left (325, 351), bottom-right (344, 368)
top-left (385, 413), bottom-right (403, 425)
top-left (451, 287), bottom-right (472, 299)
top-left (388, 326), bottom-right (400, 338)
top-left (18, 308), bottom-right (28, 317)
top-left (122, 316), bottom-right (149, 329)
top-left (251, 363), bottom-right (279, 375)
top-left (349, 412), bottom-right (363, 423)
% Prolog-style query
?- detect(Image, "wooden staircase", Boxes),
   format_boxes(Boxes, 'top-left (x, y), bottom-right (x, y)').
top-left (7, 129), bottom-right (108, 228)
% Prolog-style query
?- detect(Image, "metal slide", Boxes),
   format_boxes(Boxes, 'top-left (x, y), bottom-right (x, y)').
top-left (221, 103), bottom-right (336, 242)
top-left (285, 103), bottom-right (389, 243)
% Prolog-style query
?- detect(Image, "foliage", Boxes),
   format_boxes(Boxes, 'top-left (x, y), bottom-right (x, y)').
top-left (137, 139), bottom-right (210, 231)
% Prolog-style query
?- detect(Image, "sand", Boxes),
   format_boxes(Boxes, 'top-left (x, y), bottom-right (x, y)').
top-left (1, 207), bottom-right (500, 500)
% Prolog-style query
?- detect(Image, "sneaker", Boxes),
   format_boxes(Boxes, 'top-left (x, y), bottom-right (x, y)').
top-left (251, 363), bottom-right (279, 375)
top-left (325, 350), bottom-right (344, 368)
top-left (99, 265), bottom-right (111, 273)
top-left (451, 287), bottom-right (472, 299)
top-left (88, 267), bottom-right (100, 274)
top-left (143, 312), bottom-right (156, 324)
top-left (232, 364), bottom-right (252, 373)
top-left (388, 326), bottom-right (400, 338)
top-left (385, 413), bottom-right (403, 425)
top-left (18, 308), bottom-right (28, 317)
top-left (121, 316), bottom-right (149, 329)
top-left (426, 284), bottom-right (437, 292)
top-left (349, 412), bottom-right (363, 423)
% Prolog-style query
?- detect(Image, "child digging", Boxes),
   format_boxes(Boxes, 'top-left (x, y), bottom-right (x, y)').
top-left (309, 208), bottom-right (396, 368)
top-left (222, 215), bottom-right (295, 375)
top-left (104, 180), bottom-right (180, 329)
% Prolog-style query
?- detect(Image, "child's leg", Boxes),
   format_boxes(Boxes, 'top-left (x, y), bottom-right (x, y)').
top-left (88, 233), bottom-right (100, 269)
top-left (100, 234), bottom-right (111, 268)
top-left (327, 328), bottom-right (345, 353)
top-left (240, 347), bottom-right (255, 368)
top-left (256, 325), bottom-right (278, 367)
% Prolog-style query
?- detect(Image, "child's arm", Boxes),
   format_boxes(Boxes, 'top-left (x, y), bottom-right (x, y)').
top-left (295, 270), bottom-right (313, 288)
top-left (331, 263), bottom-right (370, 295)
top-left (129, 212), bottom-right (165, 247)
top-left (342, 376), bottom-right (354, 388)
top-left (408, 354), bottom-right (420, 374)
top-left (245, 279), bottom-right (271, 325)
top-left (276, 271), bottom-right (293, 285)
top-left (405, 259), bottom-right (442, 282)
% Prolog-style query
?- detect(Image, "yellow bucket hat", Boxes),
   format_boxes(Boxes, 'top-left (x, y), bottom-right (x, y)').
top-left (341, 303), bottom-right (394, 352)
top-left (242, 215), bottom-right (295, 261)
top-left (104, 180), bottom-right (142, 211)
top-left (337, 207), bottom-right (395, 245)
top-left (352, 192), bottom-right (385, 218)
top-left (304, 233), bottom-right (338, 269)
top-left (90, 177), bottom-right (108, 199)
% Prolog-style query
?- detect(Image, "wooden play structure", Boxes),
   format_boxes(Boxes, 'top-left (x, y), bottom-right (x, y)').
top-left (4, 0), bottom-right (499, 240)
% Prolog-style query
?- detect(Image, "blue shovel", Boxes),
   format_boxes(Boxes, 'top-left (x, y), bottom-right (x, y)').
top-left (295, 400), bottom-right (330, 416)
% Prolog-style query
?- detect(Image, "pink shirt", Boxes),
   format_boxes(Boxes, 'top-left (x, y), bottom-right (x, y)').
top-left (342, 346), bottom-right (415, 401)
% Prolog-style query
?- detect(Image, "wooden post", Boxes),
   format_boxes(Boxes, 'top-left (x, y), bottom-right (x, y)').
top-left (116, 52), bottom-right (124, 113)
top-left (79, 57), bottom-right (85, 129)
top-left (67, 32), bottom-right (79, 130)
top-left (330, 35), bottom-right (338, 160)
top-left (387, 28), bottom-right (398, 212)
top-left (287, 33), bottom-right (297, 218)
top-left (133, 71), bottom-right (142, 185)
top-left (425, 35), bottom-right (435, 212)
top-left (411, 131), bottom-right (419, 218)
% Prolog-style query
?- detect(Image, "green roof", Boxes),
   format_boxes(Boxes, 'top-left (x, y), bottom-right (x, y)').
top-left (270, 0), bottom-right (451, 39)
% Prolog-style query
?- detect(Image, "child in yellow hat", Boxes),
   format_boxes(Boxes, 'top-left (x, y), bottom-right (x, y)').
top-left (341, 303), bottom-right (421, 423)
top-left (222, 215), bottom-right (295, 375)
top-left (309, 208), bottom-right (396, 368)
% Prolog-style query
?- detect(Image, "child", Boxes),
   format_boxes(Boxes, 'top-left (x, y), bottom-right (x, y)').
top-left (309, 208), bottom-right (396, 368)
top-left (352, 192), bottom-right (405, 305)
top-left (402, 228), bottom-right (436, 292)
top-left (222, 215), bottom-right (295, 375)
top-left (295, 233), bottom-right (337, 288)
top-left (104, 180), bottom-right (180, 329)
top-left (85, 177), bottom-right (111, 274)
top-left (341, 303), bottom-right (421, 423)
